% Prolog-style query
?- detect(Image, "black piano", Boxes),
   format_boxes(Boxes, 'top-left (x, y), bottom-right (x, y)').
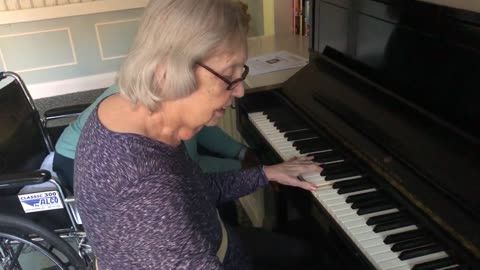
top-left (237, 0), bottom-right (480, 269)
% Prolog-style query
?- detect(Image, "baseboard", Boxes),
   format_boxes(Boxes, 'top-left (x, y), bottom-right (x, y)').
top-left (28, 72), bottom-right (117, 99)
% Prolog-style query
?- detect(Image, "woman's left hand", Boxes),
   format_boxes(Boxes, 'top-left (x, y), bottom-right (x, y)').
top-left (262, 156), bottom-right (322, 191)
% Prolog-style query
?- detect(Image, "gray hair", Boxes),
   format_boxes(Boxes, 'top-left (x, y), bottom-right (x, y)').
top-left (118, 0), bottom-right (250, 111)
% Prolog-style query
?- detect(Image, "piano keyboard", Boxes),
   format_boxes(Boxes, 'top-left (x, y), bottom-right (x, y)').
top-left (248, 108), bottom-right (461, 270)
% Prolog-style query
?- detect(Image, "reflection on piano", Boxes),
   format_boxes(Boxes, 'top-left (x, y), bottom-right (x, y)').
top-left (237, 0), bottom-right (480, 269)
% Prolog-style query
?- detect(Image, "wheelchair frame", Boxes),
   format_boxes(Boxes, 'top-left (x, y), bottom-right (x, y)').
top-left (0, 71), bottom-right (94, 270)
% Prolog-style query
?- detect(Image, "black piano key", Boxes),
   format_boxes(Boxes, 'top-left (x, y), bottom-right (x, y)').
top-left (293, 138), bottom-right (328, 148)
top-left (263, 107), bottom-right (292, 115)
top-left (346, 191), bottom-right (382, 204)
top-left (372, 217), bottom-right (415, 232)
top-left (367, 211), bottom-right (407, 226)
top-left (321, 163), bottom-right (358, 176)
top-left (332, 178), bottom-right (368, 189)
top-left (383, 229), bottom-right (426, 244)
top-left (391, 236), bottom-right (435, 252)
top-left (284, 130), bottom-right (318, 141)
top-left (412, 257), bottom-right (457, 270)
top-left (399, 244), bottom-right (444, 260)
top-left (337, 183), bottom-right (375, 194)
top-left (326, 170), bottom-right (361, 181)
top-left (276, 122), bottom-right (309, 132)
top-left (300, 146), bottom-right (333, 154)
top-left (273, 118), bottom-right (302, 127)
top-left (320, 161), bottom-right (352, 171)
top-left (357, 202), bottom-right (396, 216)
top-left (313, 151), bottom-right (344, 163)
top-left (350, 197), bottom-right (390, 210)
top-left (264, 109), bottom-right (297, 120)
top-left (268, 114), bottom-right (298, 123)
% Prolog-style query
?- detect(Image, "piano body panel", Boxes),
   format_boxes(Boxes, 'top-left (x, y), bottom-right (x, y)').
top-left (236, 0), bottom-right (480, 268)
top-left (238, 85), bottom-right (478, 266)
top-left (279, 57), bottom-right (480, 254)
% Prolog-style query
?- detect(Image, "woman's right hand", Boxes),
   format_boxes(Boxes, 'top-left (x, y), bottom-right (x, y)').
top-left (262, 156), bottom-right (322, 191)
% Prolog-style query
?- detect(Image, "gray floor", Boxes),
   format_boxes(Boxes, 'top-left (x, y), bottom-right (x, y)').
top-left (34, 88), bottom-right (104, 117)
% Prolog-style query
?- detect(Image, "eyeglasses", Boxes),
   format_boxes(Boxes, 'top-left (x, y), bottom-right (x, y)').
top-left (197, 63), bottom-right (249, 90)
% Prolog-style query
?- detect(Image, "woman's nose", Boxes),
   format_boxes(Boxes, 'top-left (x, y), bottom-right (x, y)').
top-left (231, 82), bottom-right (245, 98)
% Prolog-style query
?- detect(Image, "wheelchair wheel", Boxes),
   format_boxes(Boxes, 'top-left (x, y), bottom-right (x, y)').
top-left (0, 214), bottom-right (85, 270)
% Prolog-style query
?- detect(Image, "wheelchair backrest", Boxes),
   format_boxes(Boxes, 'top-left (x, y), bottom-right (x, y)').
top-left (0, 72), bottom-right (74, 230)
top-left (0, 72), bottom-right (52, 175)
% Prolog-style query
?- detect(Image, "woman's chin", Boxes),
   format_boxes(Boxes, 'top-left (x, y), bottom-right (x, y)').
top-left (205, 116), bottom-right (221, 127)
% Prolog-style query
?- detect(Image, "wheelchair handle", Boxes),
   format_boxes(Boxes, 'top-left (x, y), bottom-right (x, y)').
top-left (0, 169), bottom-right (51, 189)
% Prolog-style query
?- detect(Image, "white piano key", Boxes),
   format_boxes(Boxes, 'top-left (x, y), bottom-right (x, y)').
top-left (302, 172), bottom-right (322, 178)
top-left (330, 203), bottom-right (352, 212)
top-left (324, 197), bottom-right (346, 206)
top-left (361, 237), bottom-right (387, 248)
top-left (371, 250), bottom-right (399, 263)
top-left (356, 231), bottom-right (382, 241)
top-left (333, 208), bottom-right (358, 218)
top-left (343, 219), bottom-right (368, 229)
top-left (366, 244), bottom-right (393, 256)
top-left (316, 192), bottom-right (342, 201)
top-left (350, 225), bottom-right (374, 235)
top-left (315, 188), bottom-right (338, 196)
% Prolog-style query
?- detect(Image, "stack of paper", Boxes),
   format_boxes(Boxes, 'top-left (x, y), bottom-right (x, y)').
top-left (246, 51), bottom-right (308, 76)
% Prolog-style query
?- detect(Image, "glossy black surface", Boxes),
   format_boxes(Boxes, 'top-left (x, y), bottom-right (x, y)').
top-left (313, 0), bottom-right (480, 140)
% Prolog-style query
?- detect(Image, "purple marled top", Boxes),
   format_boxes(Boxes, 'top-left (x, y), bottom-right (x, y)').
top-left (75, 108), bottom-right (268, 269)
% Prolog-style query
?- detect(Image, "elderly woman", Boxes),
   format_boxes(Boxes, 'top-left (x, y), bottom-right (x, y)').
top-left (75, 0), bottom-right (321, 269)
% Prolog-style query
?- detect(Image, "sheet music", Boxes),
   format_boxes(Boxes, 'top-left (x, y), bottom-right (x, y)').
top-left (246, 51), bottom-right (308, 76)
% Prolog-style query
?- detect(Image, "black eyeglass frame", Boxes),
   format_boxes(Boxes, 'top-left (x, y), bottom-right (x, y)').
top-left (197, 63), bottom-right (249, 90)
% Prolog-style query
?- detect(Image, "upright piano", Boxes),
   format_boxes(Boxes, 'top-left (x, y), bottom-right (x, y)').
top-left (237, 0), bottom-right (480, 269)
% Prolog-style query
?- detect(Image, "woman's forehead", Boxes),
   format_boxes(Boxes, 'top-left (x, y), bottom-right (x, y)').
top-left (206, 47), bottom-right (247, 65)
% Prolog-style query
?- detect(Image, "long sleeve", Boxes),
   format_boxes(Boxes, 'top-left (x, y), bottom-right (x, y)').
top-left (196, 126), bottom-right (244, 159)
top-left (204, 166), bottom-right (268, 204)
top-left (98, 175), bottom-right (224, 270)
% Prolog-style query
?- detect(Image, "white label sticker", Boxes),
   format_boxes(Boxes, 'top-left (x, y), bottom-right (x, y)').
top-left (18, 191), bottom-right (64, 213)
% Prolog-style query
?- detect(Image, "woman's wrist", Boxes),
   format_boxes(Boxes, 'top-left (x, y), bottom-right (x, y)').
top-left (262, 165), bottom-right (274, 182)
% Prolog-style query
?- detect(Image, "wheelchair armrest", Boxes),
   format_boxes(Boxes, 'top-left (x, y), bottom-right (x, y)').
top-left (0, 170), bottom-right (51, 189)
top-left (44, 103), bottom-right (89, 122)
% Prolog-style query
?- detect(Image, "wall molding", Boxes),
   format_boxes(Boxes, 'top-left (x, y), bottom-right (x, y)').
top-left (0, 27), bottom-right (78, 73)
top-left (0, 0), bottom-right (149, 25)
top-left (0, 48), bottom-right (6, 70)
top-left (95, 18), bottom-right (140, 61)
top-left (28, 71), bottom-right (117, 99)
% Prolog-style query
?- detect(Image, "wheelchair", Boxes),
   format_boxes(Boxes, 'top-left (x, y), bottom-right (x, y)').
top-left (0, 71), bottom-right (94, 270)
